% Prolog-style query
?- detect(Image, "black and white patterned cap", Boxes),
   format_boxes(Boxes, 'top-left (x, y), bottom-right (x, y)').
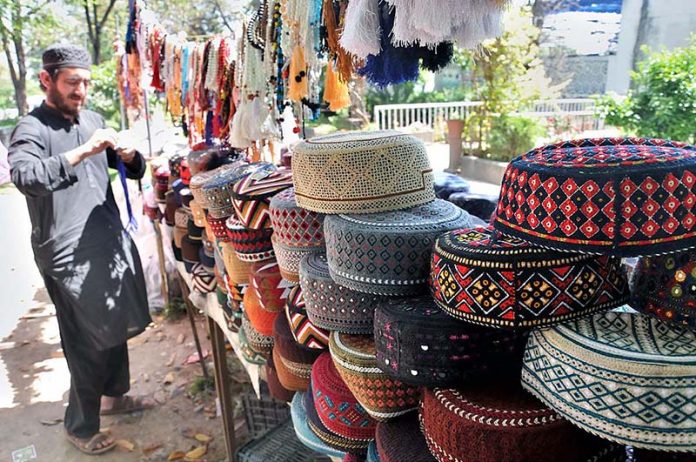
top-left (42, 44), bottom-right (91, 71)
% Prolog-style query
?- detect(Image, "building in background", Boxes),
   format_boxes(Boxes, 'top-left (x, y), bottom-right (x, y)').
top-left (606, 0), bottom-right (696, 94)
top-left (542, 0), bottom-right (696, 97)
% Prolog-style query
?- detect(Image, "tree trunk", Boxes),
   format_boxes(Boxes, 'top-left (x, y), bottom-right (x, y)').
top-left (1, 2), bottom-right (29, 116)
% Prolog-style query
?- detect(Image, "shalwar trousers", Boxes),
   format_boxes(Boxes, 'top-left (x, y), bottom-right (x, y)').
top-left (44, 276), bottom-right (131, 438)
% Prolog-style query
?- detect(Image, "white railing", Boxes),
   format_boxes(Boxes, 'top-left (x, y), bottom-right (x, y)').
top-left (373, 98), bottom-right (604, 132)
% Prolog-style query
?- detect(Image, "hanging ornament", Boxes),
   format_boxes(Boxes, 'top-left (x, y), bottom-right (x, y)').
top-left (287, 45), bottom-right (309, 101)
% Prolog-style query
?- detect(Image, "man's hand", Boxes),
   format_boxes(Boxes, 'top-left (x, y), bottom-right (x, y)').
top-left (85, 128), bottom-right (119, 156)
top-left (65, 128), bottom-right (118, 166)
top-left (116, 147), bottom-right (137, 164)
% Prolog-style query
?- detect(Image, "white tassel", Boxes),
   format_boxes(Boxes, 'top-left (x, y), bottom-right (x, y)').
top-left (340, 0), bottom-right (381, 60)
top-left (243, 97), bottom-right (269, 141)
top-left (229, 103), bottom-right (251, 148)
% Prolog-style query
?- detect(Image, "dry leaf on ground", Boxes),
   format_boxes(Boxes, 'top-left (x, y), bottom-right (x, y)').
top-left (168, 450), bottom-right (186, 461)
top-left (115, 439), bottom-right (135, 451)
top-left (184, 445), bottom-right (207, 461)
top-left (194, 433), bottom-right (212, 443)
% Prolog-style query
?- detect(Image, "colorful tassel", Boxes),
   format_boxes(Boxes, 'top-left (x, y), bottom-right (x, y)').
top-left (323, 62), bottom-right (351, 112)
top-left (418, 42), bottom-right (453, 73)
top-left (287, 45), bottom-right (309, 102)
top-left (358, 1), bottom-right (420, 87)
top-left (323, 0), bottom-right (356, 83)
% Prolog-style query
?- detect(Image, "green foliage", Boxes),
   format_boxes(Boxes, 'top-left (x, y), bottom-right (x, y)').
top-left (596, 37), bottom-right (696, 143)
top-left (487, 115), bottom-right (544, 162)
top-left (457, 5), bottom-right (560, 156)
top-left (88, 59), bottom-right (121, 129)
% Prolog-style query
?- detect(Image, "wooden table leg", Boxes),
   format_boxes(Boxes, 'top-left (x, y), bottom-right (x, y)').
top-left (208, 316), bottom-right (236, 461)
top-left (176, 272), bottom-right (210, 382)
top-left (151, 220), bottom-right (170, 310)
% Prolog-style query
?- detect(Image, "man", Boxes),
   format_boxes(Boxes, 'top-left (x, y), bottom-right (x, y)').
top-left (8, 44), bottom-right (153, 455)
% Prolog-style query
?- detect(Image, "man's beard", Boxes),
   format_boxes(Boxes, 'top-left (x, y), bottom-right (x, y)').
top-left (47, 86), bottom-right (85, 117)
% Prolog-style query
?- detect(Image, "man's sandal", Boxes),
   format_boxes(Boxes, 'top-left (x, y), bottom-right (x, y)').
top-left (100, 395), bottom-right (155, 416)
top-left (65, 431), bottom-right (116, 455)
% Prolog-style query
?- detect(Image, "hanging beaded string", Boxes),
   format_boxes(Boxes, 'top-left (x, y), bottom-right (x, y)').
top-left (205, 38), bottom-right (220, 92)
top-left (271, 1), bottom-right (286, 117)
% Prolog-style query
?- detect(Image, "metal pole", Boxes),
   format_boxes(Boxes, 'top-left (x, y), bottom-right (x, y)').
top-left (142, 89), bottom-right (154, 158)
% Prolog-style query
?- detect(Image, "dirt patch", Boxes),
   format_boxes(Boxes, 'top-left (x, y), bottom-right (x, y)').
top-left (0, 310), bottom-right (252, 462)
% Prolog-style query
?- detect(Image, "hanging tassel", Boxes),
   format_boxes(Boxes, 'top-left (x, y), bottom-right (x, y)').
top-left (287, 45), bottom-right (309, 102)
top-left (229, 102), bottom-right (251, 148)
top-left (418, 41), bottom-right (454, 72)
top-left (323, 0), bottom-right (356, 82)
top-left (358, 1), bottom-right (420, 88)
top-left (340, 0), bottom-right (381, 61)
top-left (388, 0), bottom-right (439, 47)
top-left (323, 62), bottom-right (351, 111)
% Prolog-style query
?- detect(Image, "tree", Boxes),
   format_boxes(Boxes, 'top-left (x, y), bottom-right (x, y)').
top-left (458, 4), bottom-right (562, 157)
top-left (597, 36), bottom-right (696, 143)
top-left (78, 0), bottom-right (117, 64)
top-left (0, 0), bottom-right (55, 116)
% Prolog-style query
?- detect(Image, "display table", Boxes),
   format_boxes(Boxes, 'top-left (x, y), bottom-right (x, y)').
top-left (175, 261), bottom-right (262, 395)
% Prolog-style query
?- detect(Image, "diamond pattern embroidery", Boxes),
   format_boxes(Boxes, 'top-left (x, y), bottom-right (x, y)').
top-left (464, 273), bottom-right (508, 314)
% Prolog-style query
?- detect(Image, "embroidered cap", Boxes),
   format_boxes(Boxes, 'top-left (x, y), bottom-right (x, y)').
top-left (292, 130), bottom-right (436, 214)
top-left (325, 199), bottom-right (476, 296)
top-left (430, 226), bottom-right (629, 329)
top-left (522, 312), bottom-right (696, 452)
top-left (494, 138), bottom-right (696, 257)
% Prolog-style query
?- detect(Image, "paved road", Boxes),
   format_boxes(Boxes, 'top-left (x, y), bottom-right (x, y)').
top-left (0, 187), bottom-right (44, 341)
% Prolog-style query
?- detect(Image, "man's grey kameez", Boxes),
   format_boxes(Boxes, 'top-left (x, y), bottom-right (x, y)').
top-left (9, 102), bottom-right (151, 437)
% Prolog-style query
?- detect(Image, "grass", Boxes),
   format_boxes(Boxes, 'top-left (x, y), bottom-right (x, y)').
top-left (189, 375), bottom-right (215, 396)
top-left (163, 297), bottom-right (187, 321)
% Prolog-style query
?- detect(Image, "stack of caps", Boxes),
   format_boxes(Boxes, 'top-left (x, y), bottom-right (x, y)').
top-left (484, 138), bottom-right (696, 456)
top-left (265, 354), bottom-right (295, 402)
top-left (292, 131), bottom-right (435, 214)
top-left (522, 311), bottom-right (696, 452)
top-left (375, 413), bottom-right (435, 462)
top-left (242, 281), bottom-right (276, 343)
top-left (273, 313), bottom-right (321, 391)
top-left (173, 208), bottom-right (190, 250)
top-left (164, 190), bottom-right (177, 226)
top-left (630, 249), bottom-right (696, 327)
top-left (269, 188), bottom-right (325, 282)
top-left (199, 230), bottom-right (216, 269)
top-left (241, 312), bottom-right (273, 357)
top-left (202, 162), bottom-right (276, 220)
top-left (232, 168), bottom-right (294, 229)
top-left (307, 353), bottom-right (377, 455)
top-left (191, 263), bottom-right (216, 294)
top-left (285, 285), bottom-right (329, 350)
top-left (329, 332), bottom-right (420, 420)
top-left (220, 241), bottom-right (251, 306)
top-left (250, 260), bottom-right (292, 315)
top-left (291, 392), bottom-right (346, 459)
top-left (430, 225), bottom-right (630, 329)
